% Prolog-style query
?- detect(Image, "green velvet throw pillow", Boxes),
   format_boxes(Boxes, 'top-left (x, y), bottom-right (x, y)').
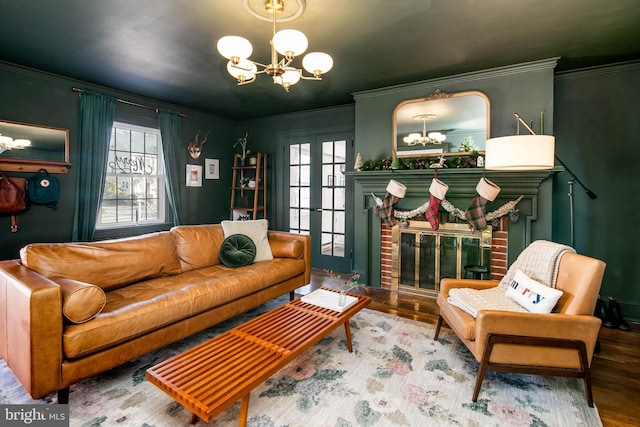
top-left (219, 233), bottom-right (257, 268)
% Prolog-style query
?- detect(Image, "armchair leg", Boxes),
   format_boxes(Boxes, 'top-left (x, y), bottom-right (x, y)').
top-left (289, 291), bottom-right (295, 301)
top-left (473, 334), bottom-right (594, 407)
top-left (433, 315), bottom-right (443, 340)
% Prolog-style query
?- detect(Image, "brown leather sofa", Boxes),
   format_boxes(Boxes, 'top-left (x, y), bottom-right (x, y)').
top-left (0, 224), bottom-right (310, 402)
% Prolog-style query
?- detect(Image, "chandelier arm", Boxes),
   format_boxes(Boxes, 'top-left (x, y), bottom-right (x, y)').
top-left (299, 74), bottom-right (322, 81)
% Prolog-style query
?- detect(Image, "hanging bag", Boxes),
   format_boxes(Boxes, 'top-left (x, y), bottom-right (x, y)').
top-left (28, 168), bottom-right (59, 210)
top-left (0, 169), bottom-right (28, 232)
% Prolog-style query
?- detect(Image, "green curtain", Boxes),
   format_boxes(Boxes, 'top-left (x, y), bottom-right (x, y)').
top-left (71, 90), bottom-right (116, 242)
top-left (157, 109), bottom-right (183, 226)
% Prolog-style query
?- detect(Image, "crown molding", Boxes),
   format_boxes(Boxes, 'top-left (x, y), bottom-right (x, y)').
top-left (554, 60), bottom-right (640, 81)
top-left (352, 58), bottom-right (560, 101)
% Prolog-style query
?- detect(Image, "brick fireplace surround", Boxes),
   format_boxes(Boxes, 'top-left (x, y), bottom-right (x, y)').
top-left (346, 168), bottom-right (560, 290)
top-left (380, 219), bottom-right (509, 290)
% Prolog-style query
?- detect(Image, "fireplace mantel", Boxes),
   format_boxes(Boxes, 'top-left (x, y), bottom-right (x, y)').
top-left (344, 167), bottom-right (562, 286)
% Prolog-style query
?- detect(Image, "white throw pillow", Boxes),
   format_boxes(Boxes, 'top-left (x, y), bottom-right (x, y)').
top-left (221, 219), bottom-right (273, 263)
top-left (505, 269), bottom-right (564, 314)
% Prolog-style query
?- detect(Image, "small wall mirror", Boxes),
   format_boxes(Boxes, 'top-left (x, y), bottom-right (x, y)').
top-left (393, 90), bottom-right (490, 158)
top-left (0, 120), bottom-right (71, 173)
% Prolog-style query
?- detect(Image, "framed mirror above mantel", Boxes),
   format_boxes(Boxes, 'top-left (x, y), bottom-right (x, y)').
top-left (393, 90), bottom-right (490, 158)
top-left (0, 119), bottom-right (71, 173)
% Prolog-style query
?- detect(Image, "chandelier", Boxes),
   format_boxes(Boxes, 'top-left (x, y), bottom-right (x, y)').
top-left (216, 0), bottom-right (333, 92)
top-left (0, 135), bottom-right (31, 155)
top-left (403, 114), bottom-right (446, 146)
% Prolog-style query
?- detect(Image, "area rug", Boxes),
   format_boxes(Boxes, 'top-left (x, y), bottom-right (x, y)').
top-left (1, 298), bottom-right (602, 427)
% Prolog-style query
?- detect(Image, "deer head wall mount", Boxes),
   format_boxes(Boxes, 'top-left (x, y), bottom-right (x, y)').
top-left (187, 130), bottom-right (210, 159)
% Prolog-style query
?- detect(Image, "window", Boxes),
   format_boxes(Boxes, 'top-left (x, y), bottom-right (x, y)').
top-left (96, 122), bottom-right (166, 228)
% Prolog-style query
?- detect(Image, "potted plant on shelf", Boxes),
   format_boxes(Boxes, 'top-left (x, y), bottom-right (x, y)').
top-left (233, 133), bottom-right (250, 166)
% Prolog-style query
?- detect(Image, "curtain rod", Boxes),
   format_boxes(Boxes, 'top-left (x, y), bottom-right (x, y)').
top-left (72, 87), bottom-right (187, 117)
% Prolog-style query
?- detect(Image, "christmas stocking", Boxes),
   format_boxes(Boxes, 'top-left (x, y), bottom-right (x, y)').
top-left (425, 177), bottom-right (449, 230)
top-left (465, 177), bottom-right (501, 231)
top-left (378, 179), bottom-right (406, 227)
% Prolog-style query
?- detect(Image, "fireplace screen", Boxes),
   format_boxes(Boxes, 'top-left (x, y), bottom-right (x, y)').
top-left (392, 222), bottom-right (492, 296)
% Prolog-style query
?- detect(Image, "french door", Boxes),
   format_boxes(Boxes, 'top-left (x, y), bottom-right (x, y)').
top-left (285, 132), bottom-right (353, 272)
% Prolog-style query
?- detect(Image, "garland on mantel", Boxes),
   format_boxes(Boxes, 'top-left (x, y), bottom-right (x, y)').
top-left (371, 193), bottom-right (524, 222)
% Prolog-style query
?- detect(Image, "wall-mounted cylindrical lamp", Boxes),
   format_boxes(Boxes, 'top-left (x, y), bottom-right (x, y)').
top-left (485, 134), bottom-right (555, 170)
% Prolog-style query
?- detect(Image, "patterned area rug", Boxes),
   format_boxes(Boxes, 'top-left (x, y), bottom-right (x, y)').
top-left (1, 297), bottom-right (602, 427)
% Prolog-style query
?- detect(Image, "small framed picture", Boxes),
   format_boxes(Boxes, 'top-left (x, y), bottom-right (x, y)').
top-left (186, 164), bottom-right (202, 187)
top-left (205, 158), bottom-right (220, 180)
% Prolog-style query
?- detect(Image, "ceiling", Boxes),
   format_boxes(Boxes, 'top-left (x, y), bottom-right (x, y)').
top-left (1, 0), bottom-right (639, 120)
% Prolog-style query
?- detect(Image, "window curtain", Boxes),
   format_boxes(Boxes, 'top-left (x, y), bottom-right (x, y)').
top-left (72, 90), bottom-right (116, 242)
top-left (157, 109), bottom-right (183, 226)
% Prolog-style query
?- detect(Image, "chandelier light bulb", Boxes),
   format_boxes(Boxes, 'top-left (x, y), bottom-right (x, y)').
top-left (302, 52), bottom-right (333, 77)
top-left (272, 29), bottom-right (308, 58)
top-left (227, 59), bottom-right (257, 83)
top-left (217, 36), bottom-right (253, 63)
top-left (275, 67), bottom-right (301, 90)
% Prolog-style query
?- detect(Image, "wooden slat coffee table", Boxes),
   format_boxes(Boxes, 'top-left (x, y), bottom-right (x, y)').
top-left (146, 288), bottom-right (371, 426)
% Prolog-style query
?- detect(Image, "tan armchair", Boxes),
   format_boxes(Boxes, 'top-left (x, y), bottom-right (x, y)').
top-left (433, 244), bottom-right (606, 407)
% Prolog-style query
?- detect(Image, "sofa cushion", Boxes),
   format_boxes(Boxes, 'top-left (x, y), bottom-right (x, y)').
top-left (219, 234), bottom-right (256, 267)
top-left (171, 224), bottom-right (226, 272)
top-left (270, 238), bottom-right (304, 259)
top-left (221, 219), bottom-right (273, 262)
top-left (20, 231), bottom-right (182, 291)
top-left (56, 278), bottom-right (106, 324)
top-left (62, 257), bottom-right (306, 359)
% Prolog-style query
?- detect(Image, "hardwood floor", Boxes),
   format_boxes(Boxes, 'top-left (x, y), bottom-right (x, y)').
top-left (302, 269), bottom-right (640, 427)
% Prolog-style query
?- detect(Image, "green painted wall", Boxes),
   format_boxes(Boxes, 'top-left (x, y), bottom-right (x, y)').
top-left (0, 62), bottom-right (236, 260)
top-left (554, 62), bottom-right (640, 321)
top-left (350, 59), bottom-right (558, 288)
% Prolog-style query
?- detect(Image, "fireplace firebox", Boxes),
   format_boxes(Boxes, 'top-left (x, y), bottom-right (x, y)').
top-left (392, 221), bottom-right (492, 296)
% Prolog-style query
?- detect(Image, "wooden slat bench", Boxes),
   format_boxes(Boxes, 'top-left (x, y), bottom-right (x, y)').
top-left (146, 289), bottom-right (371, 425)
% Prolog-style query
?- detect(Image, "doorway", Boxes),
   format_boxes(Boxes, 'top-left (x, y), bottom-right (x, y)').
top-left (284, 132), bottom-right (353, 272)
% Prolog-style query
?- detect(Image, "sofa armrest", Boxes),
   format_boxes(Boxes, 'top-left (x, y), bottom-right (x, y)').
top-left (439, 278), bottom-right (500, 297)
top-left (0, 260), bottom-right (63, 398)
top-left (268, 231), bottom-right (311, 285)
top-left (475, 310), bottom-right (602, 364)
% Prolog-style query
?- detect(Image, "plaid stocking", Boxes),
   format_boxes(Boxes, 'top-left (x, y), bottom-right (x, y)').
top-left (425, 177), bottom-right (448, 230)
top-left (464, 194), bottom-right (489, 231)
top-left (465, 177), bottom-right (500, 231)
top-left (425, 194), bottom-right (443, 230)
top-left (378, 192), bottom-right (399, 227)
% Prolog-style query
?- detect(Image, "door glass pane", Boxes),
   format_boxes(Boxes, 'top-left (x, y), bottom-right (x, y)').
top-left (400, 233), bottom-right (416, 287)
top-left (300, 187), bottom-right (310, 208)
top-left (322, 188), bottom-right (333, 209)
top-left (289, 187), bottom-right (299, 208)
top-left (300, 165), bottom-right (310, 186)
top-left (289, 208), bottom-right (299, 230)
top-left (334, 211), bottom-right (345, 233)
top-left (323, 164), bottom-right (334, 186)
top-left (289, 166), bottom-right (299, 186)
top-left (300, 143), bottom-right (311, 164)
top-left (321, 232), bottom-right (332, 255)
top-left (440, 236), bottom-right (458, 279)
top-left (334, 187), bottom-right (345, 210)
top-left (335, 140), bottom-right (346, 161)
top-left (290, 144), bottom-right (300, 164)
top-left (300, 209), bottom-right (310, 230)
top-left (333, 234), bottom-right (345, 257)
top-left (419, 234), bottom-right (436, 290)
top-left (322, 141), bottom-right (333, 161)
top-left (322, 211), bottom-right (332, 232)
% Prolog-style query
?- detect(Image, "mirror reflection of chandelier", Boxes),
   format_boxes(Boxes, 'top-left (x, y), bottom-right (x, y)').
top-left (216, 0), bottom-right (333, 92)
top-left (403, 114), bottom-right (446, 146)
top-left (0, 135), bottom-right (31, 155)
